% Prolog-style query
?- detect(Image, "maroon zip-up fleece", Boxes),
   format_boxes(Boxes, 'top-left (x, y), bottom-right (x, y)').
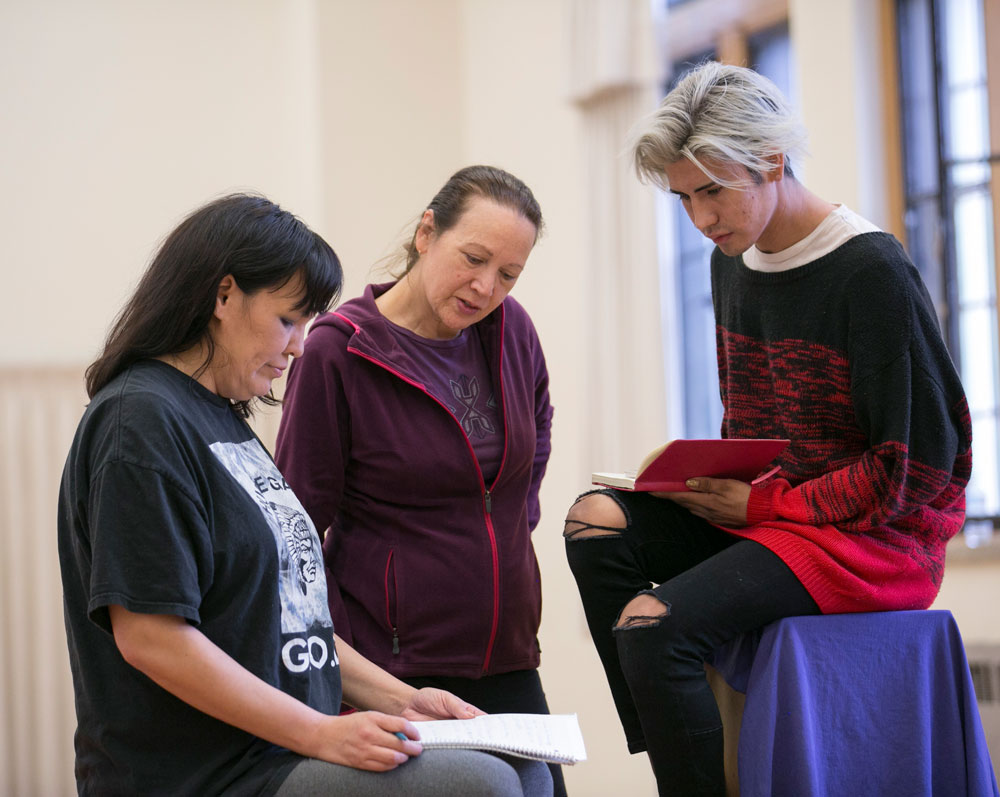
top-left (276, 283), bottom-right (553, 678)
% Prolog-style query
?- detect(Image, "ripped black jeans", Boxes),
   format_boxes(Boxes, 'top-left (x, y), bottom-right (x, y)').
top-left (564, 490), bottom-right (819, 797)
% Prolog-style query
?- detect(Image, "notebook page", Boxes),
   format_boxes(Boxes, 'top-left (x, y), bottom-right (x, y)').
top-left (412, 713), bottom-right (587, 764)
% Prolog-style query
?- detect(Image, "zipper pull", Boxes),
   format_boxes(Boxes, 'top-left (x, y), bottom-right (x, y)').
top-left (392, 629), bottom-right (400, 655)
top-left (484, 490), bottom-right (492, 513)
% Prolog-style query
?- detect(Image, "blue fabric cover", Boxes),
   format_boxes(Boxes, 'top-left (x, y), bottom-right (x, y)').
top-left (710, 610), bottom-right (999, 796)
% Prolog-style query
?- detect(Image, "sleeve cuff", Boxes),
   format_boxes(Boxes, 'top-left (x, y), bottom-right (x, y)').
top-left (746, 479), bottom-right (781, 524)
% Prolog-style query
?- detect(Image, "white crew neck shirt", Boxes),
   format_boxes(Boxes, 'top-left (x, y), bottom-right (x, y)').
top-left (743, 205), bottom-right (882, 273)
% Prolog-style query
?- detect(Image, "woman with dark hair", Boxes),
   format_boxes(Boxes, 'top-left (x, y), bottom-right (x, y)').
top-left (275, 166), bottom-right (566, 795)
top-left (59, 193), bottom-right (551, 796)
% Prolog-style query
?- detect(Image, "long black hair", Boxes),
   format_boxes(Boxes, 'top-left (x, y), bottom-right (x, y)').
top-left (85, 193), bottom-right (342, 415)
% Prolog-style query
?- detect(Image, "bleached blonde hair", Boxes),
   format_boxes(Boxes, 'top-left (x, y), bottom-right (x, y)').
top-left (630, 61), bottom-right (808, 191)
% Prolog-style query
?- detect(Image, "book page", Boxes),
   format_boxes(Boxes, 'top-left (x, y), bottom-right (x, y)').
top-left (411, 713), bottom-right (587, 764)
top-left (590, 471), bottom-right (638, 489)
top-left (636, 441), bottom-right (671, 474)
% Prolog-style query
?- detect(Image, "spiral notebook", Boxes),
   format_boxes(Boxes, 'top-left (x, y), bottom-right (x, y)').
top-left (411, 713), bottom-right (587, 764)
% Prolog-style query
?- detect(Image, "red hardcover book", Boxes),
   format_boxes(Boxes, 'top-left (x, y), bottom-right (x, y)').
top-left (591, 438), bottom-right (789, 492)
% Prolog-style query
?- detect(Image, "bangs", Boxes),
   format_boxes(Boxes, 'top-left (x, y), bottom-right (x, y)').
top-left (291, 238), bottom-right (343, 316)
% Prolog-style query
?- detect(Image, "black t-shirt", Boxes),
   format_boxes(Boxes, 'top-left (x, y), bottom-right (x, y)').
top-left (58, 360), bottom-right (342, 796)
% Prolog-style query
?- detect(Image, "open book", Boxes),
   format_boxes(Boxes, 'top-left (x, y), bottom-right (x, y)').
top-left (411, 713), bottom-right (587, 765)
top-left (591, 438), bottom-right (789, 492)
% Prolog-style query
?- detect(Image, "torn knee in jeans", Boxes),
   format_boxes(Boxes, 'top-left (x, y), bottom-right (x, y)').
top-left (563, 492), bottom-right (627, 539)
top-left (614, 590), bottom-right (669, 630)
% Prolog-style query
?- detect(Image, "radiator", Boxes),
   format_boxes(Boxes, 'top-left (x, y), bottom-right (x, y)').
top-left (1, 368), bottom-right (85, 797)
top-left (967, 643), bottom-right (1000, 777)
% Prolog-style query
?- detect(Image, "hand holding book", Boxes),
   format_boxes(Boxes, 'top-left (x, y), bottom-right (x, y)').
top-left (591, 438), bottom-right (789, 492)
top-left (665, 473), bottom-right (757, 527)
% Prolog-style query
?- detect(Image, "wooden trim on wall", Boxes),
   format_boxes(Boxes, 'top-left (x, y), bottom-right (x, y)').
top-left (879, 0), bottom-right (907, 243)
top-left (715, 29), bottom-right (750, 67)
top-left (985, 0), bottom-right (1000, 328)
top-left (665, 0), bottom-right (788, 64)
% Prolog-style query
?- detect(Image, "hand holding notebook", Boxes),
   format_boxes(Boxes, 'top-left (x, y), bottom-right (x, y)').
top-left (410, 713), bottom-right (587, 765)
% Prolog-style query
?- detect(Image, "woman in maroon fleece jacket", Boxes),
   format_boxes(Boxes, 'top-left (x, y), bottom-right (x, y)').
top-left (275, 166), bottom-right (564, 795)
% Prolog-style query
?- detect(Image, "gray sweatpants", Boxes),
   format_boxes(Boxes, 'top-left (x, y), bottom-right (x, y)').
top-left (274, 748), bottom-right (554, 796)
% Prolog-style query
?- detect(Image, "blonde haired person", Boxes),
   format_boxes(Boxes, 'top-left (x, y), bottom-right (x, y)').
top-left (563, 62), bottom-right (971, 796)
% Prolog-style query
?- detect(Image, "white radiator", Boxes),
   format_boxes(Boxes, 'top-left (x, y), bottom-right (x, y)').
top-left (0, 368), bottom-right (85, 797)
top-left (967, 643), bottom-right (1000, 778)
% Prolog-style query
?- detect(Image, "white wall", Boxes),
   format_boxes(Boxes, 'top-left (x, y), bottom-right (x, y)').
top-left (315, 0), bottom-right (465, 297)
top-left (1, 0), bottom-right (326, 366)
top-left (790, 0), bottom-right (892, 227)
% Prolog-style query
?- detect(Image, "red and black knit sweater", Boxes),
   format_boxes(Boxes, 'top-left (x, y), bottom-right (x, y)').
top-left (711, 232), bottom-right (972, 613)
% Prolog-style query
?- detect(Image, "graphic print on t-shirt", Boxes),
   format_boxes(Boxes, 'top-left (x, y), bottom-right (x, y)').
top-left (449, 375), bottom-right (497, 440)
top-left (210, 440), bottom-right (332, 636)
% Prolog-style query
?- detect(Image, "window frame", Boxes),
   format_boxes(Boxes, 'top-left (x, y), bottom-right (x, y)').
top-left (658, 0), bottom-right (792, 439)
top-left (895, 0), bottom-right (1000, 545)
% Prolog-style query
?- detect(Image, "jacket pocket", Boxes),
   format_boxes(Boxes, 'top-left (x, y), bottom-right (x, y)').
top-left (384, 549), bottom-right (399, 654)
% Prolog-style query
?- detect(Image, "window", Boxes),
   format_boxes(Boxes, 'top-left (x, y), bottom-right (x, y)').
top-left (664, 26), bottom-right (794, 438)
top-left (667, 49), bottom-right (721, 438)
top-left (897, 0), bottom-right (999, 544)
